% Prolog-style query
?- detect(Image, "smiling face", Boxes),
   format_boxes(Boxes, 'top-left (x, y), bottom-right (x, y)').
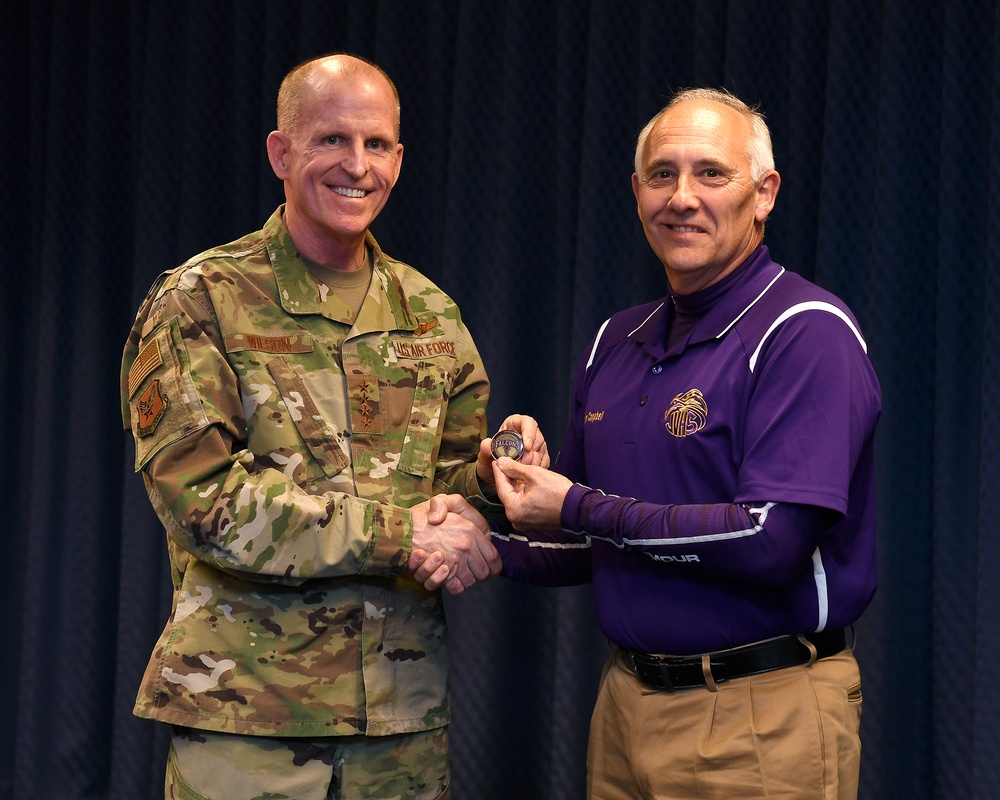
top-left (266, 58), bottom-right (403, 269)
top-left (631, 99), bottom-right (779, 295)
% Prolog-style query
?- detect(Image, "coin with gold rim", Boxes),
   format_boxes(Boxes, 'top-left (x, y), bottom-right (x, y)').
top-left (491, 430), bottom-right (524, 461)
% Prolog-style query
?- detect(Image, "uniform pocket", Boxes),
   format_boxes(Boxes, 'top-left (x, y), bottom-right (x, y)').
top-left (264, 355), bottom-right (351, 480)
top-left (397, 360), bottom-right (454, 478)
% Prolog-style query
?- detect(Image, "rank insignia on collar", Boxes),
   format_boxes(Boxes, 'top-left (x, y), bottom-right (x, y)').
top-left (136, 379), bottom-right (168, 437)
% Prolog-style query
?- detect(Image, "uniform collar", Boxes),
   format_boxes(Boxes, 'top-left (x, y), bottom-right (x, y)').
top-left (261, 206), bottom-right (421, 333)
top-left (630, 246), bottom-right (784, 360)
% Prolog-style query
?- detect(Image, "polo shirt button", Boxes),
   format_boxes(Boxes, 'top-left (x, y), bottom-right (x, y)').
top-left (640, 396), bottom-right (648, 406)
top-left (651, 365), bottom-right (663, 374)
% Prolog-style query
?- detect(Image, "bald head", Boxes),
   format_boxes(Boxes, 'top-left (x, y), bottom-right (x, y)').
top-left (634, 88), bottom-right (773, 181)
top-left (276, 54), bottom-right (401, 140)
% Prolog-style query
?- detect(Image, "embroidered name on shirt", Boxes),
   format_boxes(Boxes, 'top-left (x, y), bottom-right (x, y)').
top-left (395, 340), bottom-right (456, 359)
top-left (245, 334), bottom-right (295, 353)
top-left (664, 388), bottom-right (708, 438)
top-left (223, 332), bottom-right (313, 355)
top-left (584, 411), bottom-right (605, 424)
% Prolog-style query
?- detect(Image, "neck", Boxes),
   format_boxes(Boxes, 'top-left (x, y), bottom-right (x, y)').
top-left (283, 208), bottom-right (368, 271)
top-left (313, 244), bottom-right (368, 272)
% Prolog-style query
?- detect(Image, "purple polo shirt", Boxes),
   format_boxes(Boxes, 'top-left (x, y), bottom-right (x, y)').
top-left (497, 246), bottom-right (881, 654)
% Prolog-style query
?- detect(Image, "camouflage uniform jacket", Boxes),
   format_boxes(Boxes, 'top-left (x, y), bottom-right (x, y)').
top-left (120, 207), bottom-right (490, 737)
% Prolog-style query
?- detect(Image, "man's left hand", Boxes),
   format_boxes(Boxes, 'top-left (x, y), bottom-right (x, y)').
top-left (476, 414), bottom-right (550, 488)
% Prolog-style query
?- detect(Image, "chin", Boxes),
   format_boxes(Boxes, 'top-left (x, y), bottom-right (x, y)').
top-left (322, 215), bottom-right (372, 239)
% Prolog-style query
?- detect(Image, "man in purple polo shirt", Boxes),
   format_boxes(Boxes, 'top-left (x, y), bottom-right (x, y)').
top-left (473, 89), bottom-right (880, 798)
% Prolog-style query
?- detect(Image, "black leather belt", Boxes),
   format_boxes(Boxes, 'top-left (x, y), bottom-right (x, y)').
top-left (616, 628), bottom-right (847, 692)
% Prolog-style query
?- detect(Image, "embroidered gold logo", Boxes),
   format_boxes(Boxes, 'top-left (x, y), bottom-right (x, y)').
top-left (136, 379), bottom-right (168, 437)
top-left (415, 319), bottom-right (439, 336)
top-left (584, 411), bottom-right (605, 424)
top-left (664, 389), bottom-right (708, 438)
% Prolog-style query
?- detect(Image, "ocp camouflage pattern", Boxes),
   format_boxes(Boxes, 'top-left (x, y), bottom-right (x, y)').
top-left (166, 725), bottom-right (449, 799)
top-left (121, 207), bottom-right (490, 737)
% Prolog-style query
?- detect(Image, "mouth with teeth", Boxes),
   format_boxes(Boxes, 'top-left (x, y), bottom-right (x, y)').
top-left (333, 186), bottom-right (369, 198)
top-left (668, 225), bottom-right (702, 233)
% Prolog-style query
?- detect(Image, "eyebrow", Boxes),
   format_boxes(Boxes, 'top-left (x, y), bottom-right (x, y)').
top-left (645, 156), bottom-right (730, 175)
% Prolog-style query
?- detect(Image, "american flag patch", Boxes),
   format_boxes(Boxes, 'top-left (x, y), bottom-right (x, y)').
top-left (128, 338), bottom-right (163, 396)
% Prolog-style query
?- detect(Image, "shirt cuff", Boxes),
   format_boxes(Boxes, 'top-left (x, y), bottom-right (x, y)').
top-left (560, 483), bottom-right (592, 532)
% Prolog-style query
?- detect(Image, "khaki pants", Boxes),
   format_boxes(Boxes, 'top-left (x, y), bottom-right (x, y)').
top-left (587, 649), bottom-right (862, 800)
top-left (165, 726), bottom-right (449, 800)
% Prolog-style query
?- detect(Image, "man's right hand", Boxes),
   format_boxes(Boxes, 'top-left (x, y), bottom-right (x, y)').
top-left (409, 495), bottom-right (501, 595)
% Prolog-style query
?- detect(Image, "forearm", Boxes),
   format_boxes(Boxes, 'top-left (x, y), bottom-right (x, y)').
top-left (491, 526), bottom-right (593, 586)
top-left (564, 485), bottom-right (831, 586)
top-left (147, 426), bottom-right (412, 584)
top-left (441, 461), bottom-right (486, 502)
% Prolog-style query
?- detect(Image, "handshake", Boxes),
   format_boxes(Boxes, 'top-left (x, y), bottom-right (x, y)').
top-left (408, 414), bottom-right (573, 596)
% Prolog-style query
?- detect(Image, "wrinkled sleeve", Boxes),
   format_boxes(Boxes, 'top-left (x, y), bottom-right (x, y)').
top-left (564, 490), bottom-right (834, 586)
top-left (434, 320), bottom-right (491, 500)
top-left (122, 280), bottom-right (414, 586)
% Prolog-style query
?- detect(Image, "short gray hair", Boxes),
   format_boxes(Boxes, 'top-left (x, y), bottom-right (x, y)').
top-left (633, 88), bottom-right (774, 181)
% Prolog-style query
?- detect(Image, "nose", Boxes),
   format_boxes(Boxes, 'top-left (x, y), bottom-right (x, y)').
top-left (667, 173), bottom-right (697, 211)
top-left (343, 143), bottom-right (370, 178)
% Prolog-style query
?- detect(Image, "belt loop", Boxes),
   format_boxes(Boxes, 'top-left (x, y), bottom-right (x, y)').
top-left (701, 654), bottom-right (719, 692)
top-left (797, 634), bottom-right (818, 667)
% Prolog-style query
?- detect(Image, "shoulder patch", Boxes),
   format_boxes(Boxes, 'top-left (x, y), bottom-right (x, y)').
top-left (135, 379), bottom-right (168, 437)
top-left (128, 338), bottom-right (164, 397)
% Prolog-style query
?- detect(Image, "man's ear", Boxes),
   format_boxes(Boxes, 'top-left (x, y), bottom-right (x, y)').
top-left (755, 170), bottom-right (781, 223)
top-left (390, 142), bottom-right (404, 186)
top-left (266, 131), bottom-right (291, 180)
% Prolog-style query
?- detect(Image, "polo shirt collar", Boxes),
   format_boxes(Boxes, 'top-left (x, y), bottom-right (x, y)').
top-left (632, 245), bottom-right (784, 360)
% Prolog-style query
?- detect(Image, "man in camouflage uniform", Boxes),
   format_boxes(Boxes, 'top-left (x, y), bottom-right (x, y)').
top-left (121, 53), bottom-right (541, 800)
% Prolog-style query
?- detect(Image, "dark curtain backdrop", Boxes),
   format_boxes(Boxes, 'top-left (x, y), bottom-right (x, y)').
top-left (4, 1), bottom-right (999, 798)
